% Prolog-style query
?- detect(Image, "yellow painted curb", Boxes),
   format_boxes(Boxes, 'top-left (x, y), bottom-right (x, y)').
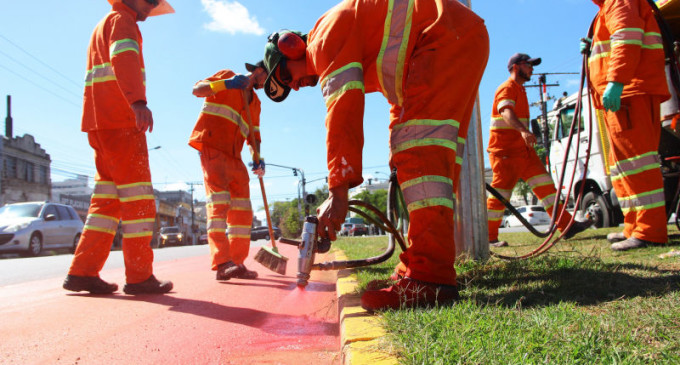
top-left (335, 251), bottom-right (398, 365)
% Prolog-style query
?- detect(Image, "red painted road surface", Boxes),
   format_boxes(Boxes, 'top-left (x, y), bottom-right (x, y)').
top-left (0, 244), bottom-right (341, 364)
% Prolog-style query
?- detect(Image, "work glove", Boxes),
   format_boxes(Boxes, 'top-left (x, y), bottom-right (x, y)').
top-left (580, 37), bottom-right (592, 55)
top-left (223, 74), bottom-right (251, 90)
top-left (252, 158), bottom-right (265, 177)
top-left (602, 81), bottom-right (624, 112)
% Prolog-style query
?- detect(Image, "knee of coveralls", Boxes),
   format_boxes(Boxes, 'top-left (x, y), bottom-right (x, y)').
top-left (605, 95), bottom-right (667, 243)
top-left (519, 151), bottom-right (573, 231)
top-left (68, 190), bottom-right (120, 277)
top-left (486, 154), bottom-right (521, 241)
top-left (226, 162), bottom-right (253, 265)
top-left (200, 147), bottom-right (234, 270)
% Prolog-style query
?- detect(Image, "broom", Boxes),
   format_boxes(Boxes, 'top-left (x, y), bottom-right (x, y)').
top-left (241, 89), bottom-right (288, 275)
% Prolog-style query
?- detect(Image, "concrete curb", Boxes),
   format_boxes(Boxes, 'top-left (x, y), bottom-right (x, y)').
top-left (335, 251), bottom-right (398, 365)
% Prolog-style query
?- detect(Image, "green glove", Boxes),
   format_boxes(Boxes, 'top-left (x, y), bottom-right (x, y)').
top-left (580, 37), bottom-right (592, 54)
top-left (602, 81), bottom-right (623, 112)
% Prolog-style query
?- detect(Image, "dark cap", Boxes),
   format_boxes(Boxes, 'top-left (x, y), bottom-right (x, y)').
top-left (245, 60), bottom-right (265, 73)
top-left (263, 30), bottom-right (306, 102)
top-left (507, 53), bottom-right (541, 72)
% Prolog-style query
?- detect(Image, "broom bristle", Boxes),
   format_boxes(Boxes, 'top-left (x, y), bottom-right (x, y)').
top-left (254, 246), bottom-right (288, 275)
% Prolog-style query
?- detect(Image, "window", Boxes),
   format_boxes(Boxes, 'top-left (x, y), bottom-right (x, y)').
top-left (555, 106), bottom-right (584, 140)
top-left (530, 206), bottom-right (546, 212)
top-left (38, 166), bottom-right (48, 184)
top-left (25, 161), bottom-right (34, 182)
top-left (517, 207), bottom-right (526, 213)
top-left (56, 205), bottom-right (71, 221)
top-left (4, 156), bottom-right (17, 178)
top-left (42, 205), bottom-right (60, 220)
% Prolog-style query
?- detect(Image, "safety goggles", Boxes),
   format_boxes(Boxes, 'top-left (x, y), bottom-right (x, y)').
top-left (276, 58), bottom-right (293, 86)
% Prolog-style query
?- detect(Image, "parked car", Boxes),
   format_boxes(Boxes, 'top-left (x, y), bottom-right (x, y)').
top-left (198, 233), bottom-right (208, 245)
top-left (158, 226), bottom-right (184, 248)
top-left (500, 214), bottom-right (511, 228)
top-left (504, 205), bottom-right (551, 227)
top-left (0, 201), bottom-right (84, 256)
top-left (250, 226), bottom-right (281, 241)
top-left (340, 223), bottom-right (369, 237)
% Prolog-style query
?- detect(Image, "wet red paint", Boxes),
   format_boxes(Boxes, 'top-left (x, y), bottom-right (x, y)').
top-left (0, 244), bottom-right (341, 364)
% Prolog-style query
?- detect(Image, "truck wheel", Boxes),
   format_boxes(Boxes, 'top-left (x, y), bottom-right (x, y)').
top-left (581, 191), bottom-right (611, 228)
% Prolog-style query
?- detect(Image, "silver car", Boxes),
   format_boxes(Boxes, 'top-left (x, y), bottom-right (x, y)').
top-left (0, 202), bottom-right (84, 256)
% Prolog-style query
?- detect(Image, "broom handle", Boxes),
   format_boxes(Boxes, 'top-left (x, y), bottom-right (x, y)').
top-left (242, 89), bottom-right (278, 249)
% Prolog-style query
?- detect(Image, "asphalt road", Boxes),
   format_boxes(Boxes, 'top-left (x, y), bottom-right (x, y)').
top-left (0, 241), bottom-right (341, 365)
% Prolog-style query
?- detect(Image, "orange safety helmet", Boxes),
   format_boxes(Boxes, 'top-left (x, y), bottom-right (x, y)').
top-left (107, 0), bottom-right (175, 17)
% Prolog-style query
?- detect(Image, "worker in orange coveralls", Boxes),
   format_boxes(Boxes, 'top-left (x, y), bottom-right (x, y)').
top-left (486, 53), bottom-right (592, 248)
top-left (586, 0), bottom-right (669, 250)
top-left (63, 0), bottom-right (174, 295)
top-left (189, 62), bottom-right (267, 280)
top-left (262, 0), bottom-right (489, 311)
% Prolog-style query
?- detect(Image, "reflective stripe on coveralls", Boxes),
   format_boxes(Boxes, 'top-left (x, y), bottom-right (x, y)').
top-left (400, 175), bottom-right (455, 212)
top-left (487, 187), bottom-right (512, 222)
top-left (609, 149), bottom-right (665, 214)
top-left (321, 62), bottom-right (365, 107)
top-left (588, 31), bottom-right (663, 62)
top-left (376, 0), bottom-right (415, 107)
top-left (201, 102), bottom-right (249, 138)
top-left (490, 117), bottom-right (529, 130)
top-left (206, 191), bottom-right (230, 234)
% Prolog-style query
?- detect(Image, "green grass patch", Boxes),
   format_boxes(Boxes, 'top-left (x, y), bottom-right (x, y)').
top-left (333, 225), bottom-right (680, 364)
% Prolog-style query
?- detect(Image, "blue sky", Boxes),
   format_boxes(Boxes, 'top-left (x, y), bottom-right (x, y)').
top-left (0, 0), bottom-right (598, 216)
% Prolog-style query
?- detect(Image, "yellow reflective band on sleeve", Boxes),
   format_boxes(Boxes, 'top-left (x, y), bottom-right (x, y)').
top-left (110, 38), bottom-right (140, 58)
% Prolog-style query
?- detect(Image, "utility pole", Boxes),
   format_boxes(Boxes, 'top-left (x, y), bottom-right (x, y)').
top-left (526, 72), bottom-right (578, 165)
top-left (186, 181), bottom-right (203, 245)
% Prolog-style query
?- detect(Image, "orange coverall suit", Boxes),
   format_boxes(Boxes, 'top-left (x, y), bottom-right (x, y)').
top-left (189, 70), bottom-right (260, 270)
top-left (307, 0), bottom-right (489, 286)
top-left (486, 78), bottom-right (574, 241)
top-left (589, 0), bottom-right (669, 243)
top-left (68, 2), bottom-right (156, 284)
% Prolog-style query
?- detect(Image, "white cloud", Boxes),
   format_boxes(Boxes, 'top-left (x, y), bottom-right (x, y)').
top-left (201, 0), bottom-right (265, 35)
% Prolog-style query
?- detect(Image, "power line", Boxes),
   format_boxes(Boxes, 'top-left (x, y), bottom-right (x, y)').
top-left (0, 33), bottom-right (82, 89)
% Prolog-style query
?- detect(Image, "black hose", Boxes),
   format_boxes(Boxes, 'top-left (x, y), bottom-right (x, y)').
top-left (485, 183), bottom-right (552, 238)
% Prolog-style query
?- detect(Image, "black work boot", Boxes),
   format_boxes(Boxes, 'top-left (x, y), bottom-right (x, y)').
top-left (218, 263), bottom-right (258, 280)
top-left (562, 219), bottom-right (593, 240)
top-left (63, 275), bottom-right (118, 294)
top-left (123, 275), bottom-right (173, 295)
top-left (216, 261), bottom-right (236, 281)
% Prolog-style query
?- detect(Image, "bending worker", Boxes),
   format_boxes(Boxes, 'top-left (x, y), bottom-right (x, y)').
top-left (63, 0), bottom-right (174, 295)
top-left (190, 62), bottom-right (266, 280)
top-left (486, 53), bottom-right (592, 247)
top-left (586, 0), bottom-right (669, 251)
top-left (261, 0), bottom-right (489, 311)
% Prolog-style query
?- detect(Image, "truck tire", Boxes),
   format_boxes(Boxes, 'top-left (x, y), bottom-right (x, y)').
top-left (581, 191), bottom-right (611, 228)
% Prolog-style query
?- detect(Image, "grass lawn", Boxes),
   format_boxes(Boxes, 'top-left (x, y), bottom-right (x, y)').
top-left (333, 224), bottom-right (680, 364)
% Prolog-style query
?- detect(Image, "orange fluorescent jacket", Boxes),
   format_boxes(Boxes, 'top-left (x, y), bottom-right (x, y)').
top-left (589, 0), bottom-right (669, 100)
top-left (487, 78), bottom-right (531, 156)
top-left (188, 69), bottom-right (261, 157)
top-left (82, 2), bottom-right (147, 132)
